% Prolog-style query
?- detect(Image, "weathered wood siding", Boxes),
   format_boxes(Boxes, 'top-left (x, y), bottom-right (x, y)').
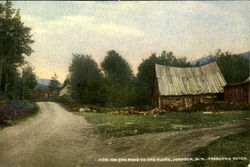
top-left (153, 62), bottom-right (227, 110)
top-left (224, 82), bottom-right (250, 104)
top-left (158, 94), bottom-right (218, 110)
top-left (31, 91), bottom-right (59, 99)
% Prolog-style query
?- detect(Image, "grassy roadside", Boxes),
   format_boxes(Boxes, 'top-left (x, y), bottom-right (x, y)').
top-left (0, 102), bottom-right (39, 130)
top-left (189, 131), bottom-right (250, 167)
top-left (76, 110), bottom-right (250, 138)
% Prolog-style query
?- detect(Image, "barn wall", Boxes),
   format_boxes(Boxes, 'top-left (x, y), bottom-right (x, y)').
top-left (153, 76), bottom-right (160, 107)
top-left (159, 94), bottom-right (218, 110)
top-left (31, 91), bottom-right (59, 99)
top-left (224, 82), bottom-right (250, 104)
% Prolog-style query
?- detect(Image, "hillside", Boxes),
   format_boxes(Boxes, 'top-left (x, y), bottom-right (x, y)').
top-left (34, 79), bottom-right (62, 92)
top-left (190, 51), bottom-right (250, 66)
top-left (37, 79), bottom-right (52, 86)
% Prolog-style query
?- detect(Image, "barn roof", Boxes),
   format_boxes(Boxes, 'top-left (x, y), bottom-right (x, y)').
top-left (155, 62), bottom-right (227, 96)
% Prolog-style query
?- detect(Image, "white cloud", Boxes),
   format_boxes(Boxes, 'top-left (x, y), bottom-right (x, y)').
top-left (16, 2), bottom-right (250, 81)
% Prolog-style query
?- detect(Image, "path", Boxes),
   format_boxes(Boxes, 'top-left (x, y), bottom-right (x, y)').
top-left (0, 102), bottom-right (248, 167)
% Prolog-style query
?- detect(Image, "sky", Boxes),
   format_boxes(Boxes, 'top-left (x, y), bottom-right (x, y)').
top-left (13, 1), bottom-right (250, 82)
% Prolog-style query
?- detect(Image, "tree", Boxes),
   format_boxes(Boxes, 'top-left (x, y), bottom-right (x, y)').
top-left (101, 50), bottom-right (133, 83)
top-left (63, 74), bottom-right (70, 86)
top-left (69, 54), bottom-right (105, 104)
top-left (48, 73), bottom-right (60, 91)
top-left (137, 51), bottom-right (191, 105)
top-left (100, 50), bottom-right (136, 107)
top-left (6, 64), bottom-right (37, 99)
top-left (213, 50), bottom-right (249, 84)
top-left (21, 65), bottom-right (37, 99)
top-left (0, 2), bottom-right (34, 93)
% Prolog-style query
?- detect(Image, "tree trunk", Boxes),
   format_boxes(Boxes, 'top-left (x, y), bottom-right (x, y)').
top-left (4, 71), bottom-right (9, 96)
top-left (0, 59), bottom-right (3, 92)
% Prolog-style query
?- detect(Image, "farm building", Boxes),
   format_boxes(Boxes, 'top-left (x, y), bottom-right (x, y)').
top-left (224, 77), bottom-right (250, 105)
top-left (153, 62), bottom-right (227, 110)
top-left (59, 84), bottom-right (71, 96)
top-left (31, 91), bottom-right (59, 99)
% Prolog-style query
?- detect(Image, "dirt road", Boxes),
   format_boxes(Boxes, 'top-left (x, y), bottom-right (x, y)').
top-left (0, 102), bottom-right (248, 167)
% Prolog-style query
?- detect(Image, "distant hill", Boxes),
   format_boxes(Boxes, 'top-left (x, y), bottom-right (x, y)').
top-left (37, 79), bottom-right (51, 86)
top-left (190, 55), bottom-right (216, 66)
top-left (34, 79), bottom-right (63, 92)
top-left (240, 51), bottom-right (250, 61)
top-left (190, 51), bottom-right (250, 66)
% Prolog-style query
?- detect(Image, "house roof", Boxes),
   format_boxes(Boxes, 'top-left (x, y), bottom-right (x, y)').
top-left (155, 62), bottom-right (227, 96)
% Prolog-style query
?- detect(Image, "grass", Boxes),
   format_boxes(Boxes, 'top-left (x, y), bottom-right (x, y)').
top-left (77, 110), bottom-right (250, 138)
top-left (189, 131), bottom-right (250, 167)
top-left (0, 103), bottom-right (39, 130)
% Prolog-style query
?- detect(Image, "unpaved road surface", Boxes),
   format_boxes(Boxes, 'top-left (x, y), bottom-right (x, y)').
top-left (0, 102), bottom-right (248, 167)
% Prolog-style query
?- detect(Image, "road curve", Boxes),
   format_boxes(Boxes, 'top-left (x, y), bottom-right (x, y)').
top-left (0, 102), bottom-right (248, 167)
top-left (0, 102), bottom-right (101, 167)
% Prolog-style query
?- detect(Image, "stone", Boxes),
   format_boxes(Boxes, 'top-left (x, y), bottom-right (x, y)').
top-left (79, 108), bottom-right (85, 112)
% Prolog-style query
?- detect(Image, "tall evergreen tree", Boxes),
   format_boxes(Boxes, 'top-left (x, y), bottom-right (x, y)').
top-left (48, 73), bottom-right (60, 91)
top-left (0, 2), bottom-right (34, 94)
top-left (21, 65), bottom-right (37, 99)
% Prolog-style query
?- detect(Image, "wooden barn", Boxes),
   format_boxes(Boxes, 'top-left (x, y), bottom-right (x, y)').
top-left (224, 77), bottom-right (250, 104)
top-left (153, 62), bottom-right (227, 110)
top-left (31, 91), bottom-right (59, 99)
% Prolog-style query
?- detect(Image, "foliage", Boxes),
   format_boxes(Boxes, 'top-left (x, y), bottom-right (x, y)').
top-left (5, 64), bottom-right (37, 100)
top-left (100, 50), bottom-right (136, 107)
top-left (195, 49), bottom-right (250, 84)
top-left (215, 50), bottom-right (249, 84)
top-left (101, 50), bottom-right (133, 83)
top-left (0, 2), bottom-right (35, 99)
top-left (103, 79), bottom-right (137, 107)
top-left (0, 100), bottom-right (38, 125)
top-left (48, 73), bottom-right (60, 91)
top-left (78, 110), bottom-right (249, 138)
top-left (190, 131), bottom-right (250, 167)
top-left (41, 95), bottom-right (77, 105)
top-left (20, 65), bottom-right (37, 99)
top-left (69, 54), bottom-right (105, 104)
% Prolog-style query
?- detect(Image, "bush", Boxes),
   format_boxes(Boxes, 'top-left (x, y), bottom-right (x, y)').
top-left (189, 101), bottom-right (249, 112)
top-left (55, 95), bottom-right (76, 105)
top-left (40, 95), bottom-right (77, 105)
top-left (0, 100), bottom-right (38, 124)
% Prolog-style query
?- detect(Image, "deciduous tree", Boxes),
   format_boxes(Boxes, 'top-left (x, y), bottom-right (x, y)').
top-left (0, 2), bottom-right (34, 93)
top-left (69, 54), bottom-right (105, 104)
top-left (101, 50), bottom-right (133, 83)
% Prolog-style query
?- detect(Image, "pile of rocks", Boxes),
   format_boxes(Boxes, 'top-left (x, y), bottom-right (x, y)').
top-left (79, 108), bottom-right (97, 113)
top-left (107, 108), bottom-right (166, 115)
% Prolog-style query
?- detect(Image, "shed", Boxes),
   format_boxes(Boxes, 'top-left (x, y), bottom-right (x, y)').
top-left (224, 77), bottom-right (250, 104)
top-left (153, 62), bottom-right (227, 110)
